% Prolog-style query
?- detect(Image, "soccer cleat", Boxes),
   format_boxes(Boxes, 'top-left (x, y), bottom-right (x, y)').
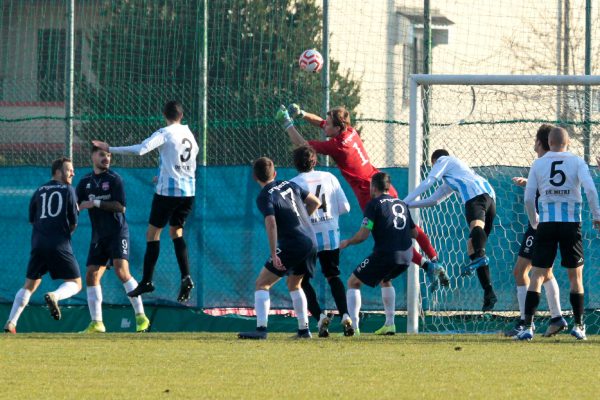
top-left (44, 292), bottom-right (61, 320)
top-left (238, 327), bottom-right (268, 340)
top-left (293, 329), bottom-right (312, 339)
top-left (460, 256), bottom-right (490, 277)
top-left (127, 281), bottom-right (155, 298)
top-left (81, 321), bottom-right (106, 333)
top-left (177, 276), bottom-right (195, 303)
top-left (514, 326), bottom-right (534, 341)
top-left (317, 313), bottom-right (330, 338)
top-left (135, 314), bottom-right (150, 333)
top-left (504, 320), bottom-right (525, 337)
top-left (543, 317), bottom-right (568, 337)
top-left (570, 324), bottom-right (587, 340)
top-left (341, 314), bottom-right (355, 337)
top-left (482, 289), bottom-right (497, 312)
top-left (4, 321), bottom-right (16, 334)
top-left (425, 261), bottom-right (450, 291)
top-left (374, 324), bottom-right (396, 336)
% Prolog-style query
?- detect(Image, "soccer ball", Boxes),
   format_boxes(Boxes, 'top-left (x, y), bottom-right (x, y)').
top-left (298, 49), bottom-right (323, 73)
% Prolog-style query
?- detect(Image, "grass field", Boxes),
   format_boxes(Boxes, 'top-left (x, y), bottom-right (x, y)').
top-left (2, 333), bottom-right (600, 399)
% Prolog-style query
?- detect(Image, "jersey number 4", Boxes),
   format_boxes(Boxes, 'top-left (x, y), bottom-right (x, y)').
top-left (314, 185), bottom-right (328, 213)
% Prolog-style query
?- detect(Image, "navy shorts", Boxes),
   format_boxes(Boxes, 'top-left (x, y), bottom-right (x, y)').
top-left (353, 249), bottom-right (412, 287)
top-left (532, 222), bottom-right (584, 269)
top-left (317, 249), bottom-right (341, 278)
top-left (26, 247), bottom-right (81, 280)
top-left (464, 193), bottom-right (496, 236)
top-left (86, 236), bottom-right (130, 267)
top-left (149, 194), bottom-right (194, 228)
top-left (518, 225), bottom-right (537, 260)
top-left (264, 246), bottom-right (316, 278)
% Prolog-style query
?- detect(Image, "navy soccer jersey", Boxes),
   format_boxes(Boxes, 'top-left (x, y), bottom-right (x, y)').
top-left (29, 180), bottom-right (78, 250)
top-left (256, 180), bottom-right (315, 251)
top-left (76, 170), bottom-right (129, 242)
top-left (363, 194), bottom-right (415, 253)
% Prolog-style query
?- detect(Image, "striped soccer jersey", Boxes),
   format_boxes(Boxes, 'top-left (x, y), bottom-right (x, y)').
top-left (525, 151), bottom-right (600, 226)
top-left (291, 170), bottom-right (351, 251)
top-left (109, 124), bottom-right (198, 197)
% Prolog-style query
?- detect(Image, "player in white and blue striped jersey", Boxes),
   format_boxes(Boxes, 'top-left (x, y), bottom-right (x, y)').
top-left (92, 101), bottom-right (199, 303)
top-left (516, 127), bottom-right (600, 341)
top-left (404, 149), bottom-right (498, 312)
top-left (290, 146), bottom-right (353, 337)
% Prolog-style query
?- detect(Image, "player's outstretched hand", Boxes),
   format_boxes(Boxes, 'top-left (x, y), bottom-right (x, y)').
top-left (92, 140), bottom-right (109, 152)
top-left (275, 105), bottom-right (294, 130)
top-left (512, 177), bottom-right (527, 187)
top-left (288, 103), bottom-right (305, 119)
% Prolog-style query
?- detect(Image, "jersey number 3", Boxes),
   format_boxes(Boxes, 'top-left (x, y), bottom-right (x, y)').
top-left (180, 138), bottom-right (193, 162)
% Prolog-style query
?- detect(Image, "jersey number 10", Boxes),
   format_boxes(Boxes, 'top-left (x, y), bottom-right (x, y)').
top-left (39, 191), bottom-right (63, 219)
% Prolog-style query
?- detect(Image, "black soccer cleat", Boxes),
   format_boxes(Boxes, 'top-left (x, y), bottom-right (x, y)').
top-left (238, 327), bottom-right (268, 340)
top-left (127, 281), bottom-right (155, 298)
top-left (293, 329), bottom-right (312, 339)
top-left (177, 276), bottom-right (195, 303)
top-left (482, 289), bottom-right (497, 312)
top-left (44, 293), bottom-right (61, 321)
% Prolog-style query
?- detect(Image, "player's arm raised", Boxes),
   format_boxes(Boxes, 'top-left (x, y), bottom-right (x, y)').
top-left (275, 105), bottom-right (307, 147)
top-left (406, 183), bottom-right (454, 208)
top-left (512, 177), bottom-right (527, 187)
top-left (289, 103), bottom-right (323, 128)
top-left (264, 215), bottom-right (284, 271)
top-left (92, 130), bottom-right (166, 156)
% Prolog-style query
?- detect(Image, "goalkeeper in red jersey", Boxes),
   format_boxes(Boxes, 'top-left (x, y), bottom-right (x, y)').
top-left (276, 104), bottom-right (448, 335)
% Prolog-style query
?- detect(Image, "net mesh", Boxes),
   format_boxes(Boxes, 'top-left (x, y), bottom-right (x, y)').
top-left (416, 84), bottom-right (600, 333)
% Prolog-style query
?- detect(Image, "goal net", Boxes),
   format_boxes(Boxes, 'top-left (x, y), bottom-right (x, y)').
top-left (408, 75), bottom-right (600, 334)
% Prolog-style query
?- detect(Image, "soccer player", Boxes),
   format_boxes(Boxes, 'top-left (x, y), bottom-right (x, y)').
top-left (516, 127), bottom-right (600, 341)
top-left (276, 104), bottom-right (448, 334)
top-left (92, 100), bottom-right (199, 303)
top-left (4, 158), bottom-right (81, 333)
top-left (290, 145), bottom-right (353, 337)
top-left (404, 149), bottom-right (498, 311)
top-left (76, 146), bottom-right (150, 333)
top-left (505, 125), bottom-right (566, 337)
top-left (339, 172), bottom-right (416, 336)
top-left (238, 157), bottom-right (321, 340)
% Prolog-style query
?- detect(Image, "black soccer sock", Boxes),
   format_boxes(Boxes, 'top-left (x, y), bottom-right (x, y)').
top-left (328, 276), bottom-right (349, 316)
top-left (570, 292), bottom-right (585, 325)
top-left (476, 265), bottom-right (493, 292)
top-left (469, 226), bottom-right (487, 259)
top-left (172, 236), bottom-right (191, 279)
top-left (301, 278), bottom-right (322, 321)
top-left (524, 291), bottom-right (541, 326)
top-left (142, 240), bottom-right (160, 282)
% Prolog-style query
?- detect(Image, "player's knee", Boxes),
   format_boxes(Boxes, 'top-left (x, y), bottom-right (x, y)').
top-left (469, 219), bottom-right (485, 230)
top-left (169, 226), bottom-right (183, 239)
top-left (146, 225), bottom-right (162, 241)
top-left (347, 274), bottom-right (361, 289)
top-left (380, 280), bottom-right (392, 288)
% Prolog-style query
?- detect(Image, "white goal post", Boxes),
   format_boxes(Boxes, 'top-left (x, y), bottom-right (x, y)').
top-left (407, 74), bottom-right (600, 334)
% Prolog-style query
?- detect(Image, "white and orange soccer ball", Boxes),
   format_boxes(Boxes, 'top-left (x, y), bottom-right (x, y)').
top-left (298, 49), bottom-right (323, 73)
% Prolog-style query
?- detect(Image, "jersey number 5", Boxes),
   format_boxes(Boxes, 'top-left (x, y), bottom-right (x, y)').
top-left (549, 161), bottom-right (566, 187)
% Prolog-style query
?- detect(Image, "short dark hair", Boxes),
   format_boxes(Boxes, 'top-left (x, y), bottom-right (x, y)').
top-left (253, 157), bottom-right (275, 183)
top-left (51, 157), bottom-right (71, 176)
top-left (162, 100), bottom-right (184, 121)
top-left (327, 106), bottom-right (351, 131)
top-left (431, 149), bottom-right (450, 163)
top-left (371, 172), bottom-right (391, 192)
top-left (536, 124), bottom-right (553, 151)
top-left (293, 145), bottom-right (317, 173)
top-left (91, 145), bottom-right (105, 153)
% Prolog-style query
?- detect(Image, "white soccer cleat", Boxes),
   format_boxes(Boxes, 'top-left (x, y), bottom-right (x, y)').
top-left (317, 313), bottom-right (330, 338)
top-left (570, 324), bottom-right (587, 341)
top-left (514, 326), bottom-right (534, 341)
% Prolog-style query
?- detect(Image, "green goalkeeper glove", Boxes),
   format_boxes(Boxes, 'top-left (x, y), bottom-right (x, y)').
top-left (288, 103), bottom-right (305, 118)
top-left (275, 105), bottom-right (294, 130)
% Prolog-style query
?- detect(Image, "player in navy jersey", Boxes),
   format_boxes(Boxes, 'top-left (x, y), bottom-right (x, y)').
top-left (516, 127), bottom-right (600, 341)
top-left (93, 101), bottom-right (199, 303)
top-left (238, 157), bottom-right (321, 339)
top-left (4, 158), bottom-right (81, 333)
top-left (405, 149), bottom-right (498, 312)
top-left (504, 125), bottom-right (565, 338)
top-left (290, 145), bottom-right (353, 337)
top-left (339, 172), bottom-right (417, 335)
top-left (76, 146), bottom-right (150, 333)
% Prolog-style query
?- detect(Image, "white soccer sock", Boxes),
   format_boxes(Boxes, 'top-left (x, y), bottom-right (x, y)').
top-left (381, 286), bottom-right (396, 326)
top-left (86, 286), bottom-right (103, 322)
top-left (517, 285), bottom-right (527, 320)
top-left (254, 290), bottom-right (270, 328)
top-left (51, 281), bottom-right (80, 301)
top-left (543, 278), bottom-right (562, 318)
top-left (123, 278), bottom-right (145, 315)
top-left (8, 288), bottom-right (32, 326)
top-left (290, 289), bottom-right (309, 330)
top-left (346, 289), bottom-right (361, 330)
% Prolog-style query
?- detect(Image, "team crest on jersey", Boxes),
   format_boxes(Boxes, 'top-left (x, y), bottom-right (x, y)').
top-left (86, 183), bottom-right (91, 189)
top-left (102, 182), bottom-right (110, 191)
